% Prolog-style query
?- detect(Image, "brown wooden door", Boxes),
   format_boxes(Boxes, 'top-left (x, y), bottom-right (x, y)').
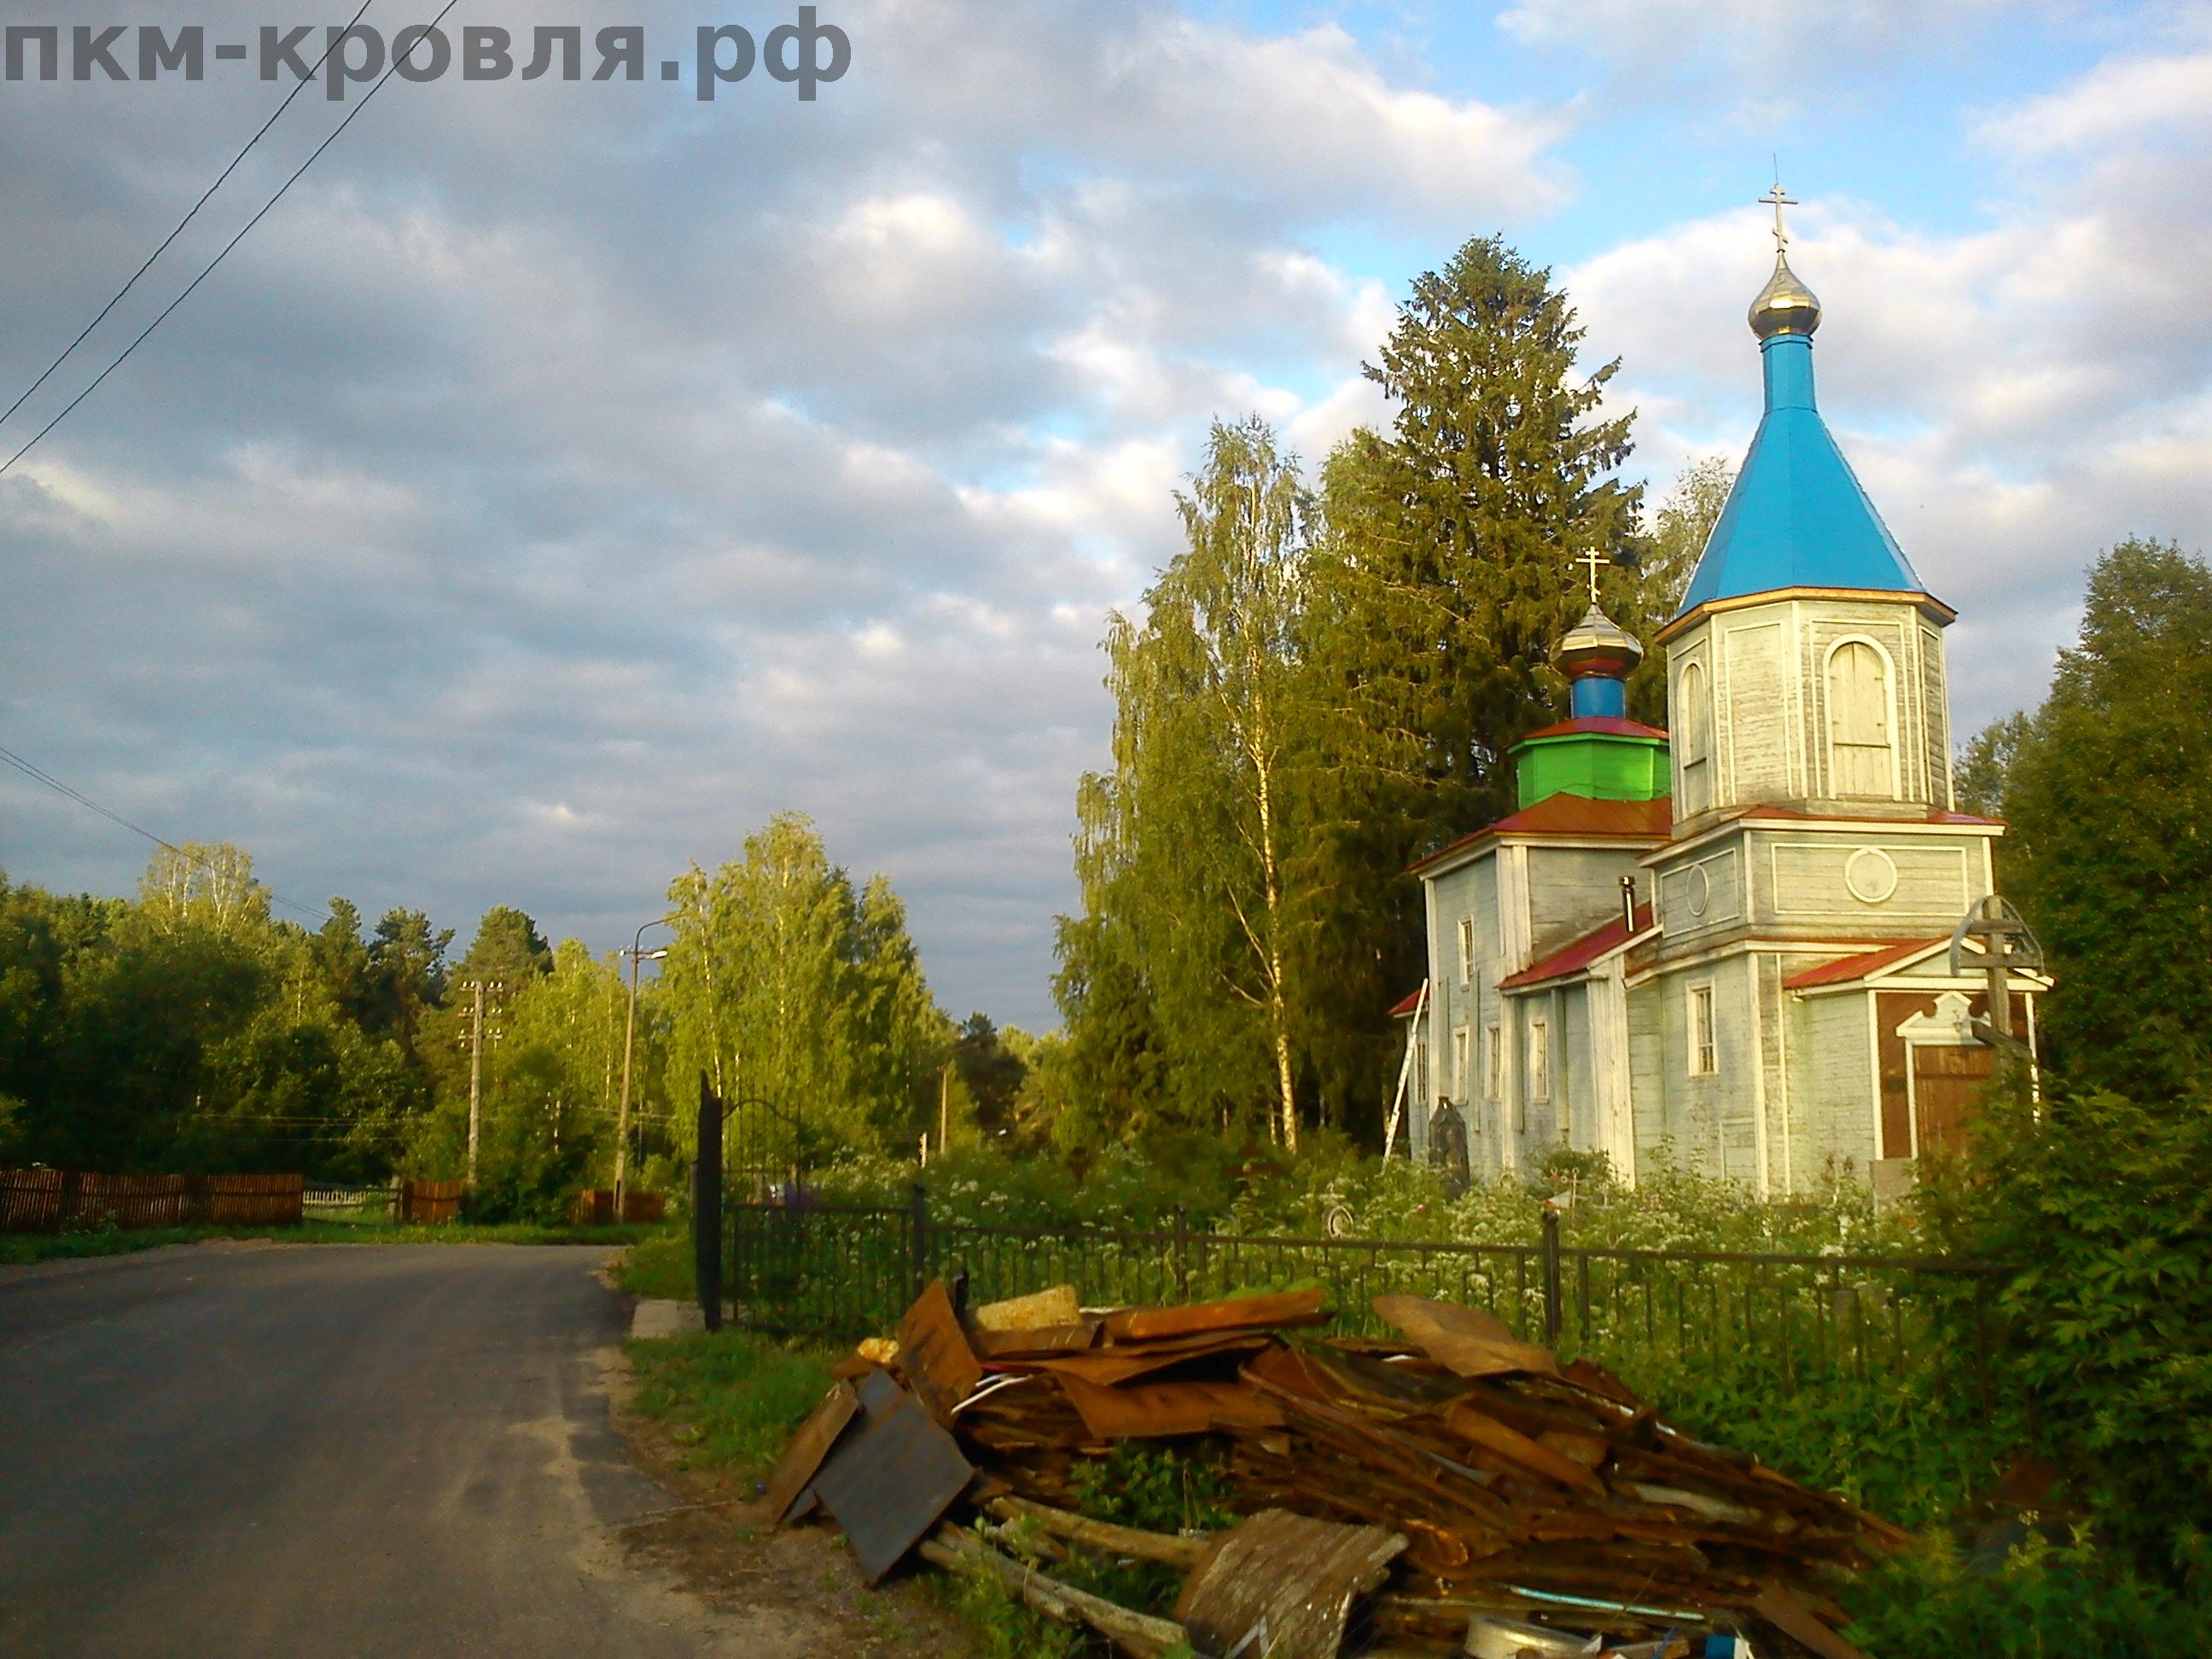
top-left (1911, 1042), bottom-right (1992, 1158)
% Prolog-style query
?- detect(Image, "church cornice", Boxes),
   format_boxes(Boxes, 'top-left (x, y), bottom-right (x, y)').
top-left (1655, 586), bottom-right (1957, 648)
top-left (1643, 804), bottom-right (2005, 869)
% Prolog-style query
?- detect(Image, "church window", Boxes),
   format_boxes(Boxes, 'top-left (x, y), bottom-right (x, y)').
top-left (1689, 985), bottom-right (1717, 1076)
top-left (1527, 1016), bottom-right (1551, 1103)
top-left (1452, 1027), bottom-right (1470, 1102)
top-left (1457, 916), bottom-right (1475, 985)
top-left (1676, 660), bottom-right (1710, 814)
top-left (1826, 639), bottom-right (1895, 797)
top-left (1485, 1023), bottom-right (1502, 1099)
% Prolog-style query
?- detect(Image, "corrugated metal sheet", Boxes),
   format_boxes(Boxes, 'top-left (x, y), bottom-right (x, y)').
top-left (812, 1394), bottom-right (975, 1585)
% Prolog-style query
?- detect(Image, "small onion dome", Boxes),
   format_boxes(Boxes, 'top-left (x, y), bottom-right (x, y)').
top-left (1749, 251), bottom-right (1821, 340)
top-left (1556, 602), bottom-right (1643, 681)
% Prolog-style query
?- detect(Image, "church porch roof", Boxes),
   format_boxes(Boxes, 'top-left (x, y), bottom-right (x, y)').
top-left (1499, 902), bottom-right (1656, 992)
top-left (1782, 939), bottom-right (1945, 990)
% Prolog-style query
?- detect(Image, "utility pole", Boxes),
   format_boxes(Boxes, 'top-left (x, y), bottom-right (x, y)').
top-left (467, 981), bottom-right (485, 1191)
top-left (462, 979), bottom-right (504, 1194)
top-left (615, 916), bottom-right (678, 1220)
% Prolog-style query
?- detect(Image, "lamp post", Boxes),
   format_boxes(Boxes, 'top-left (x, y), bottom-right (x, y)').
top-left (614, 914), bottom-right (678, 1220)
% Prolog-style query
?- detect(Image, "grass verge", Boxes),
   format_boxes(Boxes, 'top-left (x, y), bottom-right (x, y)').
top-left (0, 1220), bottom-right (674, 1266)
top-left (613, 1227), bottom-right (696, 1300)
top-left (624, 1329), bottom-right (840, 1475)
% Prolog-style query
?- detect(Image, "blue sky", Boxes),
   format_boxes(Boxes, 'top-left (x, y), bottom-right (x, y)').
top-left (2, 0), bottom-right (2208, 1029)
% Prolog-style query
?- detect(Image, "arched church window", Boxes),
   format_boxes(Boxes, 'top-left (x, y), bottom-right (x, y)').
top-left (1826, 640), bottom-right (1895, 797)
top-left (1676, 661), bottom-right (1710, 814)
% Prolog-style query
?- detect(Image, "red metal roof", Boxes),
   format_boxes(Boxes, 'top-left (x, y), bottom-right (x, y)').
top-left (1387, 985), bottom-right (1425, 1018)
top-left (1518, 716), bottom-right (1668, 742)
top-left (1499, 903), bottom-right (1655, 991)
top-left (1408, 795), bottom-right (1674, 874)
top-left (1782, 939), bottom-right (1943, 990)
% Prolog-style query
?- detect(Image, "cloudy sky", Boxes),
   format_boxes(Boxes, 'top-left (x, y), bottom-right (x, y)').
top-left (2, 1), bottom-right (2206, 1027)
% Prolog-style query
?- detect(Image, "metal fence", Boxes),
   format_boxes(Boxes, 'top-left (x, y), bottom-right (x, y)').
top-left (725, 1188), bottom-right (2008, 1400)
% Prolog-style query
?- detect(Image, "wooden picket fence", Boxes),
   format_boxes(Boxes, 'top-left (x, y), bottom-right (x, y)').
top-left (398, 1179), bottom-right (468, 1225)
top-left (568, 1189), bottom-right (667, 1226)
top-left (0, 1169), bottom-right (305, 1233)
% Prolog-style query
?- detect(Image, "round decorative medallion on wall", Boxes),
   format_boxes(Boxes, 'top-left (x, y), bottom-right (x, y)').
top-left (1683, 864), bottom-right (1711, 917)
top-left (1846, 847), bottom-right (1899, 904)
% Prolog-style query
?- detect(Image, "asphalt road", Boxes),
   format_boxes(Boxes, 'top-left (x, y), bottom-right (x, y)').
top-left (0, 1242), bottom-right (719, 1658)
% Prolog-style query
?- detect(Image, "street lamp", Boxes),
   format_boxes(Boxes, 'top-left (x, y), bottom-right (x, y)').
top-left (614, 913), bottom-right (679, 1220)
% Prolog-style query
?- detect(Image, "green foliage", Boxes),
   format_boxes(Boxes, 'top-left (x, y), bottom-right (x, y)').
top-left (1842, 1531), bottom-right (2209, 1659)
top-left (1970, 537), bottom-right (2212, 1097)
top-left (1063, 416), bottom-right (1325, 1150)
top-left (1057, 235), bottom-right (1674, 1154)
top-left (1922, 1079), bottom-right (2212, 1582)
top-left (617, 1229), bottom-right (697, 1300)
top-left (660, 813), bottom-right (946, 1163)
top-left (626, 1330), bottom-right (839, 1474)
top-left (0, 1220), bottom-right (667, 1266)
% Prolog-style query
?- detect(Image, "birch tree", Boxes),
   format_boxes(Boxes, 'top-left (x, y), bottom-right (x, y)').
top-left (1072, 418), bottom-right (1319, 1150)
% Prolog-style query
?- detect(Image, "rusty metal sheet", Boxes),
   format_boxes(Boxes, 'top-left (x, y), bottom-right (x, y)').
top-left (898, 1278), bottom-right (982, 1421)
top-left (1173, 1507), bottom-right (1407, 1659)
top-left (1372, 1295), bottom-right (1559, 1380)
top-left (1103, 1287), bottom-right (1326, 1342)
top-left (1033, 1333), bottom-right (1270, 1388)
top-left (1057, 1375), bottom-right (1287, 1440)
top-left (969, 1284), bottom-right (1080, 1332)
top-left (812, 1394), bottom-right (975, 1585)
top-left (971, 1321), bottom-right (1099, 1359)
top-left (763, 1379), bottom-right (860, 1523)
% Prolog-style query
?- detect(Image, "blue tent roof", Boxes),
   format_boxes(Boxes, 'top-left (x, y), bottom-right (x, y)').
top-left (1676, 333), bottom-right (1925, 614)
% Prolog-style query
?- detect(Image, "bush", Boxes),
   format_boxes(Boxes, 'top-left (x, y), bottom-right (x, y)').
top-left (1923, 1078), bottom-right (2212, 1585)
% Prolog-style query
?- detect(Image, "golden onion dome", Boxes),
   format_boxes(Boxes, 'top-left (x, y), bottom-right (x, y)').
top-left (1555, 602), bottom-right (1643, 681)
top-left (1749, 251), bottom-right (1821, 340)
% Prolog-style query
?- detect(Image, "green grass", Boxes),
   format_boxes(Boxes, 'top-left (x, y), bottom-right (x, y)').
top-left (614, 1228), bottom-right (696, 1299)
top-left (0, 1220), bottom-right (674, 1266)
top-left (625, 1329), bottom-right (840, 1474)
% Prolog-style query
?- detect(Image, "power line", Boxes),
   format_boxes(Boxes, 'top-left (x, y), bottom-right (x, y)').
top-left (0, 0), bottom-right (461, 477)
top-left (0, 0), bottom-right (379, 435)
top-left (0, 740), bottom-right (331, 925)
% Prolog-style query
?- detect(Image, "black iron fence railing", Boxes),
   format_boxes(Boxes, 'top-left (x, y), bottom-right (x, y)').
top-left (722, 1187), bottom-right (2008, 1400)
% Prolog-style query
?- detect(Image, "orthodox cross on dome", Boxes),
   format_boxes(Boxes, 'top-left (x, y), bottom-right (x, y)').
top-left (1573, 547), bottom-right (1609, 605)
top-left (1760, 180), bottom-right (1798, 254)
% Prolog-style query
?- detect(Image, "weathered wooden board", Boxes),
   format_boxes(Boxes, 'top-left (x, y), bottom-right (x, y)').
top-left (969, 1284), bottom-right (1081, 1332)
top-left (1173, 1508), bottom-right (1406, 1659)
top-left (1371, 1294), bottom-right (1559, 1379)
top-left (763, 1380), bottom-right (859, 1524)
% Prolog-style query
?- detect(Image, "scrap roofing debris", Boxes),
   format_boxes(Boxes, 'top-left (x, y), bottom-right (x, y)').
top-left (765, 1279), bottom-right (1900, 1659)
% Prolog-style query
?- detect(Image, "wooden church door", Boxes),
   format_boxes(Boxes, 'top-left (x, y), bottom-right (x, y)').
top-left (1909, 1041), bottom-right (1991, 1158)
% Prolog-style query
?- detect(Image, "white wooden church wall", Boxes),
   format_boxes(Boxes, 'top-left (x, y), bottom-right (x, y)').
top-left (1528, 848), bottom-right (1644, 957)
top-left (1760, 835), bottom-right (1980, 924)
top-left (1667, 596), bottom-right (1954, 820)
top-left (1786, 989), bottom-right (1880, 1177)
top-left (1654, 842), bottom-right (1745, 943)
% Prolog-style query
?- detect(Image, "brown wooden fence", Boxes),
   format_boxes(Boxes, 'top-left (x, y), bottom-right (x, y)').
top-left (398, 1179), bottom-right (468, 1225)
top-left (569, 1189), bottom-right (666, 1226)
top-left (0, 1170), bottom-right (305, 1233)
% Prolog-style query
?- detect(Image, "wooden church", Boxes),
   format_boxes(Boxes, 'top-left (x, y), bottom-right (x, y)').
top-left (1393, 200), bottom-right (2047, 1199)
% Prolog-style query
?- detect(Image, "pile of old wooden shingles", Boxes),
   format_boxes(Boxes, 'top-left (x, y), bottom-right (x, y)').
top-left (762, 1278), bottom-right (1902, 1659)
